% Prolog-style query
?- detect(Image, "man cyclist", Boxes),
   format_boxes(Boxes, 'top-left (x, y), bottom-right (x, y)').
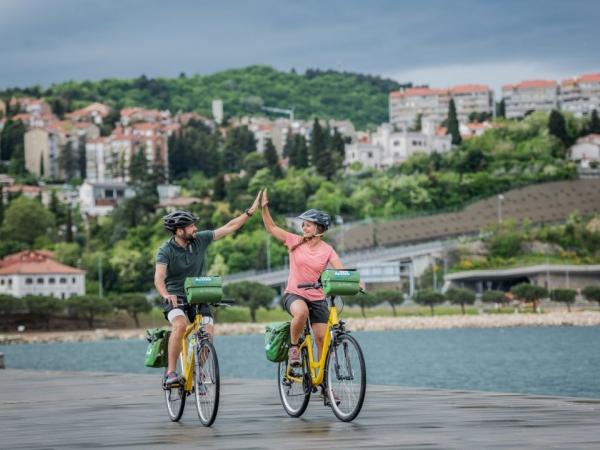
top-left (155, 193), bottom-right (260, 387)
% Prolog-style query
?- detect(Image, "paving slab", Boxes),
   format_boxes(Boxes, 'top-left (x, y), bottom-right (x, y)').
top-left (1, 369), bottom-right (599, 450)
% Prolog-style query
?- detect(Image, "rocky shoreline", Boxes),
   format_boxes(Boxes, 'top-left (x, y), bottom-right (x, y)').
top-left (1, 311), bottom-right (599, 345)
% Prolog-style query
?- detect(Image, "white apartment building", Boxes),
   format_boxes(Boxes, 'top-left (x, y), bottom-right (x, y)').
top-left (389, 85), bottom-right (494, 128)
top-left (559, 73), bottom-right (600, 117)
top-left (569, 134), bottom-right (600, 168)
top-left (85, 123), bottom-right (170, 183)
top-left (79, 180), bottom-right (135, 217)
top-left (0, 250), bottom-right (85, 299)
top-left (345, 121), bottom-right (452, 169)
top-left (502, 80), bottom-right (558, 119)
top-left (24, 122), bottom-right (99, 179)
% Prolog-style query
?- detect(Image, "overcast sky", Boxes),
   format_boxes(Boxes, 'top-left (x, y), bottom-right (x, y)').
top-left (1, 0), bottom-right (599, 92)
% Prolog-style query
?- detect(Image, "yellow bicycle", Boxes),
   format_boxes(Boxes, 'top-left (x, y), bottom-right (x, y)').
top-left (278, 273), bottom-right (367, 422)
top-left (163, 299), bottom-right (233, 426)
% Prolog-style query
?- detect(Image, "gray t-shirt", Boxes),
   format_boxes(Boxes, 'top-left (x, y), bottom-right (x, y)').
top-left (156, 230), bottom-right (214, 298)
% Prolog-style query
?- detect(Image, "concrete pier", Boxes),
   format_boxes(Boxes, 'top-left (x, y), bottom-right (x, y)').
top-left (1, 369), bottom-right (599, 449)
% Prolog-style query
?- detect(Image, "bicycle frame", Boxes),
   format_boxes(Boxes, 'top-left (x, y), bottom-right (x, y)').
top-left (179, 311), bottom-right (209, 392)
top-left (286, 297), bottom-right (340, 387)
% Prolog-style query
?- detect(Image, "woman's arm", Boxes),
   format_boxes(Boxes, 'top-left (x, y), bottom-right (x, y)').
top-left (261, 188), bottom-right (291, 243)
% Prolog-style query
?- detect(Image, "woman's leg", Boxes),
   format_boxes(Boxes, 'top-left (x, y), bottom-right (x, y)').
top-left (289, 300), bottom-right (309, 344)
top-left (311, 323), bottom-right (327, 361)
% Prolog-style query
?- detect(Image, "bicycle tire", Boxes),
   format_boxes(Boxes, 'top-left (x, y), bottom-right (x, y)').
top-left (277, 348), bottom-right (311, 417)
top-left (164, 355), bottom-right (186, 422)
top-left (325, 333), bottom-right (366, 422)
top-left (194, 340), bottom-right (220, 426)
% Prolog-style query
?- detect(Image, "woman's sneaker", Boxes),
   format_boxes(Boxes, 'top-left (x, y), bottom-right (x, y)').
top-left (320, 385), bottom-right (341, 406)
top-left (288, 346), bottom-right (301, 367)
top-left (163, 371), bottom-right (181, 388)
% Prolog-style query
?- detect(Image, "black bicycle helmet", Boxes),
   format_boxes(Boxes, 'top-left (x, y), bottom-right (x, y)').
top-left (163, 210), bottom-right (198, 232)
top-left (297, 209), bottom-right (331, 230)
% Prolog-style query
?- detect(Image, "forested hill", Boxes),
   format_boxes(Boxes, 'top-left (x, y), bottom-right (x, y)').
top-left (1, 66), bottom-right (411, 129)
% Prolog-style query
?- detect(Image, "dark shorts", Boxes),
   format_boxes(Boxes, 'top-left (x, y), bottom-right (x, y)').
top-left (163, 296), bottom-right (212, 322)
top-left (283, 293), bottom-right (329, 324)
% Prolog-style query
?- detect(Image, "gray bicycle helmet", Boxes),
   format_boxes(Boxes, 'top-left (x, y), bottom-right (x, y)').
top-left (163, 210), bottom-right (198, 232)
top-left (297, 209), bottom-right (331, 230)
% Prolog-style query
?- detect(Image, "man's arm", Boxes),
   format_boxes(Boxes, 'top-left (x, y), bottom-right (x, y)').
top-left (154, 263), bottom-right (177, 307)
top-left (213, 191), bottom-right (261, 240)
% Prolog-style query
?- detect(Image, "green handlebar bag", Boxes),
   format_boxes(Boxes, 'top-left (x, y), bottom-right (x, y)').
top-left (185, 276), bottom-right (223, 304)
top-left (321, 269), bottom-right (361, 296)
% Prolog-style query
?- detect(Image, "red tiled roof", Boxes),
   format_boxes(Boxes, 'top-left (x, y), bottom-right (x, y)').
top-left (579, 73), bottom-right (600, 83)
top-left (0, 250), bottom-right (85, 275)
top-left (451, 84), bottom-right (490, 94)
top-left (502, 79), bottom-right (557, 90)
top-left (4, 184), bottom-right (42, 194)
top-left (390, 87), bottom-right (448, 98)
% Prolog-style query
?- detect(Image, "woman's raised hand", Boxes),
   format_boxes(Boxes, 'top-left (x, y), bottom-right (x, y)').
top-left (261, 188), bottom-right (269, 208)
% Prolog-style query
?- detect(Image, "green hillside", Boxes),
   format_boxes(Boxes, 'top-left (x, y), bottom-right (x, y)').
top-left (1, 66), bottom-right (410, 129)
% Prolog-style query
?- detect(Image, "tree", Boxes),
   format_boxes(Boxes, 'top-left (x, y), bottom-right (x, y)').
top-left (548, 109), bottom-right (570, 146)
top-left (510, 283), bottom-right (548, 313)
top-left (1, 196), bottom-right (55, 246)
top-left (65, 207), bottom-right (73, 243)
top-left (551, 288), bottom-right (577, 312)
top-left (582, 285), bottom-right (600, 307)
top-left (59, 141), bottom-right (78, 180)
top-left (78, 137), bottom-right (87, 179)
top-left (587, 110), bottom-right (600, 134)
top-left (224, 281), bottom-right (275, 322)
top-left (0, 119), bottom-right (26, 161)
top-left (23, 295), bottom-right (63, 330)
top-left (374, 289), bottom-right (404, 316)
top-left (310, 118), bottom-right (334, 178)
top-left (446, 99), bottom-right (462, 146)
top-left (264, 139), bottom-right (282, 178)
top-left (496, 99), bottom-right (506, 118)
top-left (290, 134), bottom-right (308, 169)
top-left (129, 146), bottom-right (148, 183)
top-left (213, 173), bottom-right (227, 201)
top-left (0, 294), bottom-right (21, 318)
top-left (39, 154), bottom-right (45, 178)
top-left (413, 289), bottom-right (445, 315)
top-left (66, 295), bottom-right (113, 329)
top-left (445, 287), bottom-right (476, 314)
top-left (344, 292), bottom-right (379, 318)
top-left (481, 290), bottom-right (507, 307)
top-left (111, 293), bottom-right (151, 327)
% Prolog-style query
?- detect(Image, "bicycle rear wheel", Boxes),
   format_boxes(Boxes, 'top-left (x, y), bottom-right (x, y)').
top-left (277, 349), bottom-right (311, 417)
top-left (326, 333), bottom-right (366, 422)
top-left (164, 355), bottom-right (186, 422)
top-left (194, 340), bottom-right (220, 426)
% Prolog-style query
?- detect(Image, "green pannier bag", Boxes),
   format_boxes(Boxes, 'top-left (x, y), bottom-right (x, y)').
top-left (264, 321), bottom-right (290, 363)
top-left (144, 327), bottom-right (170, 368)
top-left (185, 276), bottom-right (223, 304)
top-left (321, 269), bottom-right (361, 296)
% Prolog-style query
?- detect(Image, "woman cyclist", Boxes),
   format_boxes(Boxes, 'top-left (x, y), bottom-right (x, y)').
top-left (260, 189), bottom-right (344, 370)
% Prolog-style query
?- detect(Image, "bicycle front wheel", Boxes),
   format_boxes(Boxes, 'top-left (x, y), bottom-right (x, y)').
top-left (326, 333), bottom-right (366, 422)
top-left (164, 355), bottom-right (186, 422)
top-left (194, 340), bottom-right (220, 426)
top-left (277, 349), bottom-right (311, 417)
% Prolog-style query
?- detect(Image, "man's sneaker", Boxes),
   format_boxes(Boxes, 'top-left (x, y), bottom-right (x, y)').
top-left (163, 371), bottom-right (181, 388)
top-left (288, 345), bottom-right (301, 367)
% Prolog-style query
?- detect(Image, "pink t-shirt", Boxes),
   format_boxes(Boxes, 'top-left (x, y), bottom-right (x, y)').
top-left (284, 233), bottom-right (339, 301)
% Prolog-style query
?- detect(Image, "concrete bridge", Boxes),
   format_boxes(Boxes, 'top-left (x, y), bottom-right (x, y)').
top-left (225, 239), bottom-right (459, 295)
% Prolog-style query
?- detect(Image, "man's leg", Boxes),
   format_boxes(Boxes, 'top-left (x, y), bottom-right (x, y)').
top-left (167, 314), bottom-right (187, 374)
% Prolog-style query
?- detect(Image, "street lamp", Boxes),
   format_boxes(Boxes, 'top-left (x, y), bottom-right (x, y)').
top-left (335, 215), bottom-right (344, 255)
top-left (497, 194), bottom-right (504, 224)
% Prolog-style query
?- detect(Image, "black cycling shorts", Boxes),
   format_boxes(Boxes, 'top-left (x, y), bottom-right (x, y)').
top-left (283, 293), bottom-right (329, 324)
top-left (163, 296), bottom-right (212, 322)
